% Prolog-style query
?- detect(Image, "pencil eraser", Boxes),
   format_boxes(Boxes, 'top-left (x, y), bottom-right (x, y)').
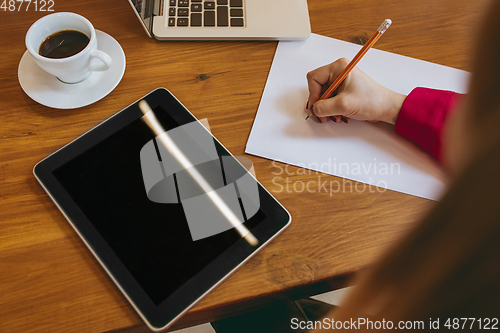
top-left (378, 19), bottom-right (392, 34)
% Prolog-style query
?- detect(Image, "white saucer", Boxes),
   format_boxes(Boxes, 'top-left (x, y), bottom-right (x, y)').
top-left (18, 30), bottom-right (126, 109)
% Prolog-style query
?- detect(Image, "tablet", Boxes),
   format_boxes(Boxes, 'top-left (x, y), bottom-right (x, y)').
top-left (34, 88), bottom-right (291, 331)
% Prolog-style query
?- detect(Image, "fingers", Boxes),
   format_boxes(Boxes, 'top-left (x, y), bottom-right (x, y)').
top-left (306, 59), bottom-right (351, 123)
top-left (306, 58), bottom-right (349, 107)
top-left (330, 116), bottom-right (350, 123)
top-left (306, 58), bottom-right (405, 125)
top-left (313, 94), bottom-right (351, 119)
top-left (307, 104), bottom-right (327, 123)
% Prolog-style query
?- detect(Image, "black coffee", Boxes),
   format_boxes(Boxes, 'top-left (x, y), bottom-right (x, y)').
top-left (39, 30), bottom-right (90, 59)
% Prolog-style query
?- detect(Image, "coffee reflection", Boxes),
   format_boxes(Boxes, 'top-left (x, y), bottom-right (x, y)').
top-left (39, 30), bottom-right (90, 59)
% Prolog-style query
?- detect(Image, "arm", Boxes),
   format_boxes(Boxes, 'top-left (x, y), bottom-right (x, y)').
top-left (306, 60), bottom-right (462, 163)
top-left (395, 88), bottom-right (463, 162)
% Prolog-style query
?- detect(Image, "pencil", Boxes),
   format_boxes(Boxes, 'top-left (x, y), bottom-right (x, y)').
top-left (306, 19), bottom-right (392, 120)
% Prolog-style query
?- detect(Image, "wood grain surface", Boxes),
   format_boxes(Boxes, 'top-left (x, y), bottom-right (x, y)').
top-left (0, 0), bottom-right (492, 332)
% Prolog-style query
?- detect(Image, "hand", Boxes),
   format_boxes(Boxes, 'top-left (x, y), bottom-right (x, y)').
top-left (306, 58), bottom-right (407, 124)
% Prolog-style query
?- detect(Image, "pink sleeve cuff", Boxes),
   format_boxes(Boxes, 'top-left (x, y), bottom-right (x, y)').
top-left (395, 87), bottom-right (462, 162)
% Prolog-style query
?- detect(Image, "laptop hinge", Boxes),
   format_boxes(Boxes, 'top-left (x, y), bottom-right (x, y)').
top-left (155, 0), bottom-right (163, 16)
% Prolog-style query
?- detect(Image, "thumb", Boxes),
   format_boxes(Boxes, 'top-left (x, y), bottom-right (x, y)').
top-left (313, 95), bottom-right (351, 118)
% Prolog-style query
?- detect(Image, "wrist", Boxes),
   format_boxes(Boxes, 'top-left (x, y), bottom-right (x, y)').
top-left (384, 92), bottom-right (406, 125)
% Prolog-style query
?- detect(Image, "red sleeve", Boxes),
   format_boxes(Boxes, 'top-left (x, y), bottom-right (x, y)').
top-left (395, 87), bottom-right (462, 163)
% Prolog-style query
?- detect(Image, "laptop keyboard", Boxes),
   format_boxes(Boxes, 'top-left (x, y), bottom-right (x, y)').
top-left (168, 0), bottom-right (245, 27)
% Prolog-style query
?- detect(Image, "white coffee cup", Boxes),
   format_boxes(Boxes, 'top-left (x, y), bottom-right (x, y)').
top-left (26, 12), bottom-right (112, 84)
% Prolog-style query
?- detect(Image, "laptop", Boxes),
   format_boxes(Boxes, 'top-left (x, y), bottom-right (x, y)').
top-left (128, 0), bottom-right (311, 40)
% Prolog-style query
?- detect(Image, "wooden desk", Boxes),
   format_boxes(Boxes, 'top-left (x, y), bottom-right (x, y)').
top-left (0, 0), bottom-right (491, 331)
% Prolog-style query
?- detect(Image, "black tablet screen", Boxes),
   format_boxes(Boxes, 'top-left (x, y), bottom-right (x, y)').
top-left (53, 106), bottom-right (265, 306)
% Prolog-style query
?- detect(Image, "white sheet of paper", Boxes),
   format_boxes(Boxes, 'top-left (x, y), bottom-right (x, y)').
top-left (245, 33), bottom-right (470, 201)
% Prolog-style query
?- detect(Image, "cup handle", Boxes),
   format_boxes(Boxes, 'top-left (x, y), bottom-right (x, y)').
top-left (89, 49), bottom-right (113, 72)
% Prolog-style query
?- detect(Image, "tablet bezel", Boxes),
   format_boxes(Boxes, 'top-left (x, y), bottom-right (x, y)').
top-left (34, 88), bottom-right (291, 331)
